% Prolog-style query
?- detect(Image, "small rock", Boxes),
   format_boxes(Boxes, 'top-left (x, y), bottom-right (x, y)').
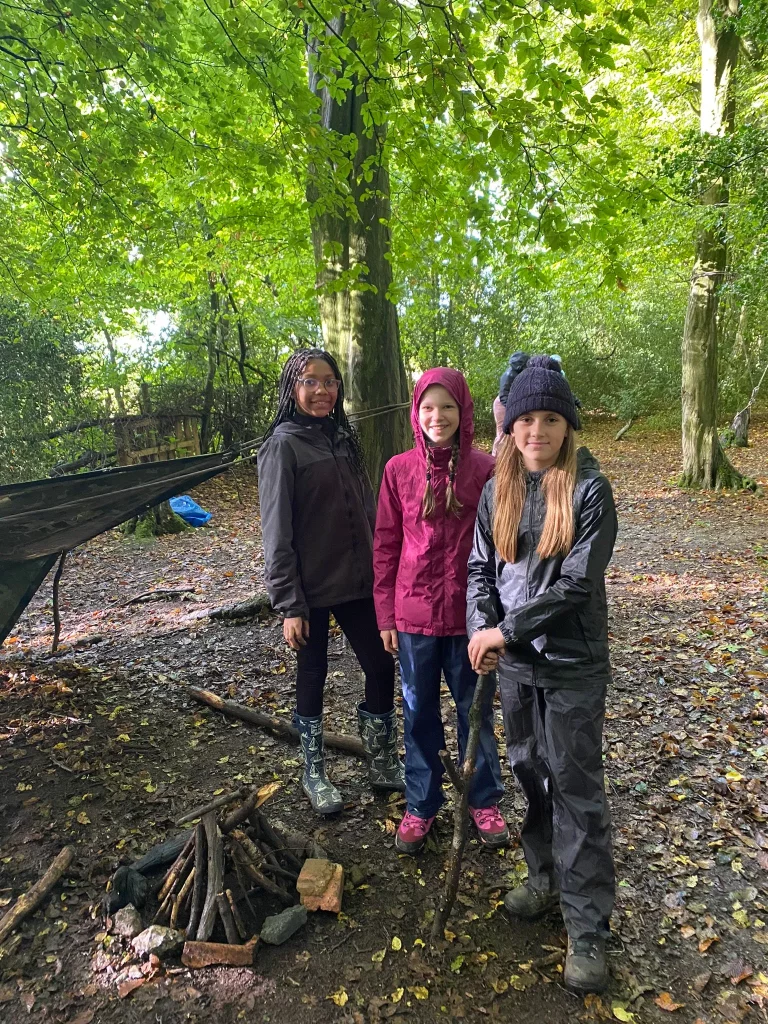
top-left (297, 859), bottom-right (344, 913)
top-left (112, 905), bottom-right (143, 940)
top-left (692, 971), bottom-right (711, 993)
top-left (348, 863), bottom-right (368, 888)
top-left (131, 925), bottom-right (184, 959)
top-left (260, 904), bottom-right (308, 945)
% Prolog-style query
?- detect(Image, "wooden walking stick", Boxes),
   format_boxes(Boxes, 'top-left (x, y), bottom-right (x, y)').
top-left (431, 674), bottom-right (495, 942)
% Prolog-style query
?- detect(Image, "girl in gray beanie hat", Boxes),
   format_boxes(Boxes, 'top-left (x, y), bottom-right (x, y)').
top-left (466, 353), bottom-right (617, 995)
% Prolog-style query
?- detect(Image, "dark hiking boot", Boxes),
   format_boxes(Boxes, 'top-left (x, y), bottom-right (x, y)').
top-left (395, 812), bottom-right (435, 854)
top-left (357, 703), bottom-right (406, 792)
top-left (295, 713), bottom-right (343, 815)
top-left (564, 937), bottom-right (609, 994)
top-left (503, 882), bottom-right (560, 920)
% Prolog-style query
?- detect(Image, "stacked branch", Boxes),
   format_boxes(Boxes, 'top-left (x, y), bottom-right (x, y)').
top-left (144, 789), bottom-right (305, 945)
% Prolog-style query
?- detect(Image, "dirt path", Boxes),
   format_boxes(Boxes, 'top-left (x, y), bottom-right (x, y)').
top-left (1, 421), bottom-right (766, 1024)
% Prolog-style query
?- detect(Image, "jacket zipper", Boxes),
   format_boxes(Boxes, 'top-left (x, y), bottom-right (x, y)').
top-left (526, 475), bottom-right (538, 687)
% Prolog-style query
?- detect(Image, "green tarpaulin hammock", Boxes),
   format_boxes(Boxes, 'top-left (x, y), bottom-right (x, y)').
top-left (0, 451), bottom-right (239, 645)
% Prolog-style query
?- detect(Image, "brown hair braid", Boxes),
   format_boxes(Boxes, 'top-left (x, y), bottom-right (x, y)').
top-left (421, 442), bottom-right (463, 519)
top-left (445, 442), bottom-right (463, 516)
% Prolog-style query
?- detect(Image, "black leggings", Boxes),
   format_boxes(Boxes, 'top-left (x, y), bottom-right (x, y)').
top-left (295, 597), bottom-right (395, 717)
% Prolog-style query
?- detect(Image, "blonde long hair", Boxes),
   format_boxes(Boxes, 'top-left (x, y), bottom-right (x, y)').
top-left (493, 430), bottom-right (577, 563)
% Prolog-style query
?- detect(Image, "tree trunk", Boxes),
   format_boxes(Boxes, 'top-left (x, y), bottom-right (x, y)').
top-left (200, 272), bottom-right (219, 454)
top-left (727, 362), bottom-right (768, 446)
top-left (307, 18), bottom-right (409, 489)
top-left (122, 502), bottom-right (188, 538)
top-left (680, 0), bottom-right (742, 489)
top-left (104, 330), bottom-right (127, 417)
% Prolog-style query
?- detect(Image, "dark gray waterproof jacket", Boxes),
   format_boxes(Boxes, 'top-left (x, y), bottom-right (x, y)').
top-left (257, 418), bottom-right (376, 618)
top-left (466, 448), bottom-right (617, 689)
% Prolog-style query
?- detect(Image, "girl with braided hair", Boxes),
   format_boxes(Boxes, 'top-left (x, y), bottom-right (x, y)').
top-left (374, 368), bottom-right (507, 853)
top-left (258, 348), bottom-right (404, 814)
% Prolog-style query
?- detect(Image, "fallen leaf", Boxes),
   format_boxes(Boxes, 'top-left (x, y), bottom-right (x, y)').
top-left (256, 781), bottom-right (281, 807)
top-left (328, 986), bottom-right (348, 1007)
top-left (612, 1004), bottom-right (636, 1023)
top-left (118, 977), bottom-right (146, 999)
top-left (70, 1011), bottom-right (96, 1024)
top-left (654, 992), bottom-right (685, 1011)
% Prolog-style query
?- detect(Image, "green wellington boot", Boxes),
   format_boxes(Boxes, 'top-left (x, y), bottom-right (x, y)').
top-left (357, 704), bottom-right (406, 792)
top-left (295, 712), bottom-right (343, 814)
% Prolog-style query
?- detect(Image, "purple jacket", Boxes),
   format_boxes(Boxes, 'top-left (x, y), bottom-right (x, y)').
top-left (374, 368), bottom-right (495, 636)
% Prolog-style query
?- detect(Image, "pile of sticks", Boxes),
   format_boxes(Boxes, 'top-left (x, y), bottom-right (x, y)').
top-left (153, 789), bottom-right (305, 944)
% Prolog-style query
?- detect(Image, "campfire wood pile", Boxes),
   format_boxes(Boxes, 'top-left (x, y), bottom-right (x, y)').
top-left (110, 787), bottom-right (318, 949)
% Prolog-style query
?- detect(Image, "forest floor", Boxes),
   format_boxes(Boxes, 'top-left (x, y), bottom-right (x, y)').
top-left (1, 418), bottom-right (767, 1024)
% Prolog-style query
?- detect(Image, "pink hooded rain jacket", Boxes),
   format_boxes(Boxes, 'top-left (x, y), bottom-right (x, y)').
top-left (373, 368), bottom-right (495, 636)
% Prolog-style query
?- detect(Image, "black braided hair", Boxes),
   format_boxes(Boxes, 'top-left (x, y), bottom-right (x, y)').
top-left (262, 347), bottom-right (369, 481)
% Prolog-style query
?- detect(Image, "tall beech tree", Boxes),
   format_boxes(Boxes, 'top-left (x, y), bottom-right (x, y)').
top-left (680, 0), bottom-right (743, 488)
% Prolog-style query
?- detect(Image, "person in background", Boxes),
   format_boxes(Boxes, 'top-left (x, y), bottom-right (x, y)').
top-left (492, 351), bottom-right (530, 455)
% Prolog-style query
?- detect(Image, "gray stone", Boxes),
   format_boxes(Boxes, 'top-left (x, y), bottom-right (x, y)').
top-left (131, 925), bottom-right (184, 958)
top-left (113, 904), bottom-right (143, 940)
top-left (260, 904), bottom-right (308, 946)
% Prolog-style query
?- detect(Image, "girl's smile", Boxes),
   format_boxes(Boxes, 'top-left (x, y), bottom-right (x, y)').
top-left (294, 358), bottom-right (339, 417)
top-left (419, 384), bottom-right (460, 446)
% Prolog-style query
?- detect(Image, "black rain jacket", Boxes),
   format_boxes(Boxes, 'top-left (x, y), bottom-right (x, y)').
top-left (466, 448), bottom-right (617, 689)
top-left (257, 416), bottom-right (376, 618)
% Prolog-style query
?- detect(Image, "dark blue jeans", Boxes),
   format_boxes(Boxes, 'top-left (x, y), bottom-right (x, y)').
top-left (398, 632), bottom-right (504, 818)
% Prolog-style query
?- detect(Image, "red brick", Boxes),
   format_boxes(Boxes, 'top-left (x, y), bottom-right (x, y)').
top-left (296, 859), bottom-right (344, 913)
top-left (181, 938), bottom-right (258, 969)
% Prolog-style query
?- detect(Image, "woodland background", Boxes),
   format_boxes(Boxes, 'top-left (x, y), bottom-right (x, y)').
top-left (0, 0), bottom-right (766, 486)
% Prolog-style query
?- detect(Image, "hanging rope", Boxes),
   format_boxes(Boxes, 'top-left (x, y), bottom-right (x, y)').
top-left (239, 400), bottom-right (411, 454)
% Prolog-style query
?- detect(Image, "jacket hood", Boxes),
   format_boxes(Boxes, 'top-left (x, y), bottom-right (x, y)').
top-left (411, 367), bottom-right (474, 460)
top-left (577, 446), bottom-right (601, 474)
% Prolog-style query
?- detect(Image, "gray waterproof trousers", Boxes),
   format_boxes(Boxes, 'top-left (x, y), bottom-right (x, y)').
top-left (500, 680), bottom-right (615, 941)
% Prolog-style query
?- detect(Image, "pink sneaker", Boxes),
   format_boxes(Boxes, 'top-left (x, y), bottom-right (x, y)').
top-left (470, 805), bottom-right (509, 847)
top-left (395, 812), bottom-right (435, 854)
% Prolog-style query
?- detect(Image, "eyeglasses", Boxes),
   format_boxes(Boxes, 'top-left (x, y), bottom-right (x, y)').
top-left (297, 377), bottom-right (342, 392)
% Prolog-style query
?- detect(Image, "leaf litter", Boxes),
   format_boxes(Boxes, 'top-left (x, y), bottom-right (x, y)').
top-left (0, 424), bottom-right (767, 1023)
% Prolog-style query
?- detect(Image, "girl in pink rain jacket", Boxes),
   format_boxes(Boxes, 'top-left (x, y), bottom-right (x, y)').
top-left (374, 367), bottom-right (507, 853)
